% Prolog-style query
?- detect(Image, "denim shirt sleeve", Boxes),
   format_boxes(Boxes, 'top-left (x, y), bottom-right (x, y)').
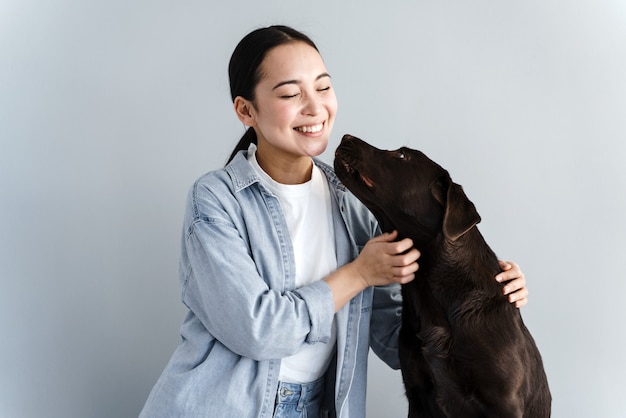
top-left (369, 284), bottom-right (403, 369)
top-left (179, 173), bottom-right (336, 362)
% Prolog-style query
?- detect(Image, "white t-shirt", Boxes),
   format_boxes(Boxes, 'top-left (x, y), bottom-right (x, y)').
top-left (248, 145), bottom-right (337, 383)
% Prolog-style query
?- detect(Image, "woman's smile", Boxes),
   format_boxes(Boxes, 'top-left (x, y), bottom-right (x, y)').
top-left (294, 122), bottom-right (325, 134)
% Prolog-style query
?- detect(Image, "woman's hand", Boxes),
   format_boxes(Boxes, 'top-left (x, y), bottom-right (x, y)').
top-left (353, 230), bottom-right (421, 287)
top-left (496, 260), bottom-right (528, 308)
top-left (324, 230), bottom-right (419, 312)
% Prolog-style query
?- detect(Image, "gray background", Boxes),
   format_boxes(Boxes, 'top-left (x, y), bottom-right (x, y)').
top-left (1, 1), bottom-right (624, 417)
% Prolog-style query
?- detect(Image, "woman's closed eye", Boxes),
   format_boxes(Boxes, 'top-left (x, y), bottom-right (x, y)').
top-left (283, 90), bottom-right (328, 98)
top-left (278, 84), bottom-right (331, 99)
top-left (280, 93), bottom-right (300, 99)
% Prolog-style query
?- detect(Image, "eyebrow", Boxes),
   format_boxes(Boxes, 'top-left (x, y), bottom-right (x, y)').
top-left (272, 73), bottom-right (331, 90)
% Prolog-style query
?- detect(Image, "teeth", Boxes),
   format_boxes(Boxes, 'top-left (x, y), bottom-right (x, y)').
top-left (295, 123), bottom-right (323, 133)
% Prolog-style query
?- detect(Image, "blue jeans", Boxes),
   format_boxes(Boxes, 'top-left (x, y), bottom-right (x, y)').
top-left (273, 377), bottom-right (327, 418)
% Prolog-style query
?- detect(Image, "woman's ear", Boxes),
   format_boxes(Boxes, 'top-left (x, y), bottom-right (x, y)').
top-left (234, 96), bottom-right (255, 127)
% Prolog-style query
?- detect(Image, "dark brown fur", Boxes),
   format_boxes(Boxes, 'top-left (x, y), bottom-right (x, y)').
top-left (334, 134), bottom-right (551, 418)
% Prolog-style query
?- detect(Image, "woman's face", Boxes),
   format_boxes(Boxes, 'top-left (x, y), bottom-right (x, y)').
top-left (246, 41), bottom-right (338, 172)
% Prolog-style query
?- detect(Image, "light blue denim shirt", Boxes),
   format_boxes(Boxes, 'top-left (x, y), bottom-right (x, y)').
top-left (139, 150), bottom-right (403, 418)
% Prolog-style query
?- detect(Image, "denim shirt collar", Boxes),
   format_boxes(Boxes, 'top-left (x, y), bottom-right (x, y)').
top-left (226, 148), bottom-right (347, 195)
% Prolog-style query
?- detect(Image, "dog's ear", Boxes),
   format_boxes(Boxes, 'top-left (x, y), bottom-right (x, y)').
top-left (442, 182), bottom-right (481, 241)
top-left (430, 177), bottom-right (447, 206)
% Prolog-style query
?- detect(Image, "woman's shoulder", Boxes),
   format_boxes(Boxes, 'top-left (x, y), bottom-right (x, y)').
top-left (185, 153), bottom-right (257, 221)
top-left (189, 166), bottom-right (233, 202)
top-left (192, 151), bottom-right (256, 194)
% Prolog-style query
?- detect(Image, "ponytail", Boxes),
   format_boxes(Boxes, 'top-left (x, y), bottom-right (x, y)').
top-left (226, 127), bottom-right (257, 165)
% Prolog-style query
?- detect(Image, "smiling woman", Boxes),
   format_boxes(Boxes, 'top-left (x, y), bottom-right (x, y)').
top-left (137, 24), bottom-right (527, 418)
top-left (232, 40), bottom-right (337, 184)
top-left (138, 25), bottom-right (423, 418)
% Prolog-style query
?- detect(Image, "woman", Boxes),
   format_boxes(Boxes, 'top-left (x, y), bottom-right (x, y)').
top-left (140, 25), bottom-right (528, 418)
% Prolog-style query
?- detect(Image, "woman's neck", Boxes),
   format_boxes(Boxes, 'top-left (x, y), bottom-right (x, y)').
top-left (255, 145), bottom-right (314, 185)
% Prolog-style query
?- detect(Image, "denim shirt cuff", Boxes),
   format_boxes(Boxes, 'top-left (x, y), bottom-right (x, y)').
top-left (293, 280), bottom-right (335, 344)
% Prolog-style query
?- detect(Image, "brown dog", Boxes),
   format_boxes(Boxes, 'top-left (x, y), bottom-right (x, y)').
top-left (334, 134), bottom-right (551, 418)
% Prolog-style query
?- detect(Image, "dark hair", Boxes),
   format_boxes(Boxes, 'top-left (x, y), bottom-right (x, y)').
top-left (226, 25), bottom-right (319, 164)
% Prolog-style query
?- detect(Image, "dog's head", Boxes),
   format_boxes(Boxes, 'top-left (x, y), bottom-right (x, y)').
top-left (334, 134), bottom-right (481, 247)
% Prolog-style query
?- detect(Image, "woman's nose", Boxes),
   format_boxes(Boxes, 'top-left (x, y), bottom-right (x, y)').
top-left (301, 92), bottom-right (323, 115)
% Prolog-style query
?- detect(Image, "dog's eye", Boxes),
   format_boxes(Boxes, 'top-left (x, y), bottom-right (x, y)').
top-left (396, 150), bottom-right (406, 160)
